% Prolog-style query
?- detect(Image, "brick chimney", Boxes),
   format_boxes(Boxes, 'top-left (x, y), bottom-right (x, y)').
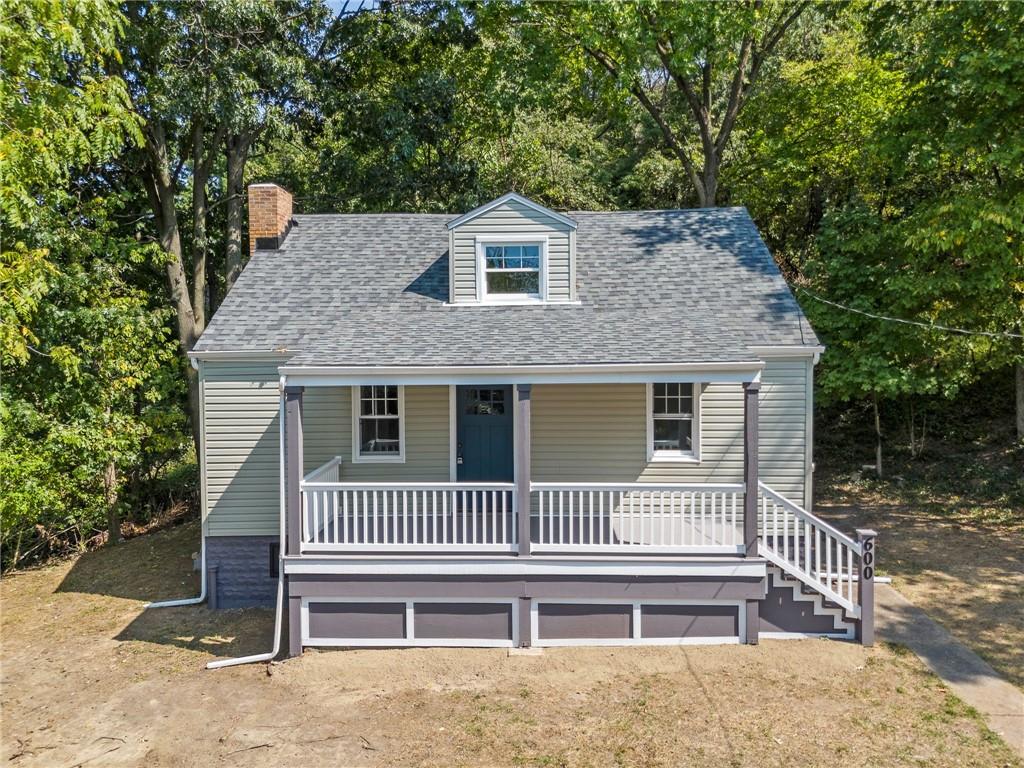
top-left (248, 183), bottom-right (293, 254)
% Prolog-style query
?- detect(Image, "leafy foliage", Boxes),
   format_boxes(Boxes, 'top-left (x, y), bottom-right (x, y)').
top-left (3, 0), bottom-right (1022, 567)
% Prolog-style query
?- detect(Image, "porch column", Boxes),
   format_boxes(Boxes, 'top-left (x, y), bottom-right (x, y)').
top-left (742, 381), bottom-right (760, 645)
top-left (516, 384), bottom-right (532, 558)
top-left (742, 381), bottom-right (760, 557)
top-left (284, 385), bottom-right (304, 657)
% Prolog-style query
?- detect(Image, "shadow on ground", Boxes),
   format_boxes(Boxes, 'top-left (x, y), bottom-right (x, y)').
top-left (56, 519), bottom-right (201, 601)
top-left (53, 518), bottom-right (279, 660)
top-left (819, 501), bottom-right (1024, 689)
top-left (114, 603), bottom-right (278, 660)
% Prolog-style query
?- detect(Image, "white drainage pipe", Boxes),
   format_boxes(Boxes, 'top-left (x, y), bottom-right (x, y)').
top-left (206, 390), bottom-right (287, 669)
top-left (143, 534), bottom-right (207, 608)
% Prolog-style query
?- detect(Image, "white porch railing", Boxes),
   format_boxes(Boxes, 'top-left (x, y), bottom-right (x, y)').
top-left (301, 459), bottom-right (517, 552)
top-left (758, 482), bottom-right (861, 616)
top-left (529, 483), bottom-right (745, 554)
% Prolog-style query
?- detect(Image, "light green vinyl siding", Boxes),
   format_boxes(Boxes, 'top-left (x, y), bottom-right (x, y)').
top-left (450, 200), bottom-right (573, 302)
top-left (201, 360), bottom-right (282, 537)
top-left (530, 367), bottom-right (809, 505)
top-left (303, 385), bottom-right (450, 481)
top-left (759, 359), bottom-right (811, 506)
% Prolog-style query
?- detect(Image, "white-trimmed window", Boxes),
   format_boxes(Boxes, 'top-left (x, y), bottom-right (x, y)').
top-left (477, 237), bottom-right (546, 302)
top-left (352, 385), bottom-right (405, 462)
top-left (647, 383), bottom-right (700, 462)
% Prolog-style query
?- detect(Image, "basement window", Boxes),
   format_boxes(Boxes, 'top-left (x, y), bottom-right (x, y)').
top-left (647, 383), bottom-right (701, 462)
top-left (352, 385), bottom-right (405, 462)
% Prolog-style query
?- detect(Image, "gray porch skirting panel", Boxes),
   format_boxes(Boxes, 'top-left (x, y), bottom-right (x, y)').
top-left (641, 604), bottom-right (740, 639)
top-left (205, 535), bottom-right (278, 608)
top-left (308, 602), bottom-right (406, 640)
top-left (537, 603), bottom-right (633, 640)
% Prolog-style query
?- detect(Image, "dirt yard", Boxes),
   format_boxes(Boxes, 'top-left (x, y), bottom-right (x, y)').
top-left (2, 521), bottom-right (1020, 767)
top-left (817, 488), bottom-right (1024, 690)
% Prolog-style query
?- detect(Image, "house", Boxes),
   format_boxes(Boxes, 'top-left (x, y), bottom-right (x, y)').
top-left (189, 183), bottom-right (877, 656)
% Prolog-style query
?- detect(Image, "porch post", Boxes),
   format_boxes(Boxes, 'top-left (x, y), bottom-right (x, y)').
top-left (743, 380), bottom-right (760, 645)
top-left (856, 529), bottom-right (877, 646)
top-left (284, 385), bottom-right (304, 657)
top-left (516, 384), bottom-right (532, 558)
top-left (742, 381), bottom-right (760, 557)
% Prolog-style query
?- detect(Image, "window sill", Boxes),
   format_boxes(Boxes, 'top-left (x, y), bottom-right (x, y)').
top-left (647, 453), bottom-right (701, 464)
top-left (351, 455), bottom-right (406, 464)
top-left (443, 300), bottom-right (583, 307)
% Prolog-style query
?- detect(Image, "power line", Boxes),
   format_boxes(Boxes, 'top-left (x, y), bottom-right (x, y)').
top-left (796, 288), bottom-right (1024, 340)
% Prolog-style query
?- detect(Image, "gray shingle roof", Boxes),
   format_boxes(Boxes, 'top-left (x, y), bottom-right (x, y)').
top-left (194, 208), bottom-right (818, 366)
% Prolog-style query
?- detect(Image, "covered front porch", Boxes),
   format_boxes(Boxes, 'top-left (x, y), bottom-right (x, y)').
top-left (275, 362), bottom-right (872, 653)
top-left (281, 363), bottom-right (766, 560)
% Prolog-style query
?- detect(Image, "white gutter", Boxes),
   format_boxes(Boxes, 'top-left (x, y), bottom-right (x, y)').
top-left (206, 388), bottom-right (287, 669)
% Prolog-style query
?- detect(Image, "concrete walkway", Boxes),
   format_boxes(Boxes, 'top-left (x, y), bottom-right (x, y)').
top-left (876, 583), bottom-right (1024, 756)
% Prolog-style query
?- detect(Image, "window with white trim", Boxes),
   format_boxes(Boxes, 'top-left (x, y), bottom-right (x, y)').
top-left (483, 242), bottom-right (542, 298)
top-left (352, 385), bottom-right (404, 462)
top-left (648, 383), bottom-right (699, 461)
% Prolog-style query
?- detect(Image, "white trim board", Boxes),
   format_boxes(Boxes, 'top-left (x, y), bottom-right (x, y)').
top-left (284, 558), bottom-right (767, 578)
top-left (280, 362), bottom-right (764, 387)
top-left (445, 192), bottom-right (578, 231)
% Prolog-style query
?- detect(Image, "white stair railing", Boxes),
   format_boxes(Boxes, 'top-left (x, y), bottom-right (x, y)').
top-left (758, 482), bottom-right (861, 617)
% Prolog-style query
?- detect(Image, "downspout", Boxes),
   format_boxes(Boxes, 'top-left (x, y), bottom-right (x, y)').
top-left (145, 356), bottom-right (209, 609)
top-left (206, 380), bottom-right (287, 669)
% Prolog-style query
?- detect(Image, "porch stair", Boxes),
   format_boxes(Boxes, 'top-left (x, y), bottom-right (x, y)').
top-left (757, 482), bottom-right (868, 630)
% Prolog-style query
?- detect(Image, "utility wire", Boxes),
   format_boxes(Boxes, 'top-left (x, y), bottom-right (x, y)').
top-left (796, 288), bottom-right (1024, 340)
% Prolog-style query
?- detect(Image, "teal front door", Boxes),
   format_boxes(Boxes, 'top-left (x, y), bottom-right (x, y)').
top-left (456, 386), bottom-right (514, 482)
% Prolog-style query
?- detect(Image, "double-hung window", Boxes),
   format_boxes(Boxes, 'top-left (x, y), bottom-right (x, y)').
top-left (647, 383), bottom-right (700, 461)
top-left (352, 385), bottom-right (404, 462)
top-left (481, 241), bottom-right (543, 300)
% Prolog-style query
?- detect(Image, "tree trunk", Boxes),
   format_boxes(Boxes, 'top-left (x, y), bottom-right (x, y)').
top-left (1016, 362), bottom-right (1024, 440)
top-left (189, 121), bottom-right (222, 331)
top-left (105, 460), bottom-right (119, 546)
top-left (144, 123), bottom-right (202, 455)
top-left (224, 132), bottom-right (251, 293)
top-left (873, 393), bottom-right (883, 479)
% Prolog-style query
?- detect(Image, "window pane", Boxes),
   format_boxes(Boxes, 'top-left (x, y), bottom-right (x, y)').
top-left (653, 383), bottom-right (693, 416)
top-left (466, 388), bottom-right (506, 415)
top-left (522, 245), bottom-right (540, 269)
top-left (360, 417), bottom-right (400, 454)
top-left (487, 271), bottom-right (539, 294)
top-left (653, 418), bottom-right (693, 453)
top-left (653, 419), bottom-right (680, 451)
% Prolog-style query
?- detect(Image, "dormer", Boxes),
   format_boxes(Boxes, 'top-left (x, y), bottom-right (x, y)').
top-left (446, 192), bottom-right (578, 305)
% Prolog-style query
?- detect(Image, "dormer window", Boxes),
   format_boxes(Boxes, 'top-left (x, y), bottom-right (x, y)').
top-left (481, 240), bottom-right (543, 300)
top-left (447, 193), bottom-right (577, 305)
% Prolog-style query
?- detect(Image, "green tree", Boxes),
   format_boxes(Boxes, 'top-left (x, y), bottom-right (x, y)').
top-left (1, 0), bottom-right (140, 364)
top-left (507, 0), bottom-right (812, 207)
top-left (803, 1), bottom-right (1024, 466)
